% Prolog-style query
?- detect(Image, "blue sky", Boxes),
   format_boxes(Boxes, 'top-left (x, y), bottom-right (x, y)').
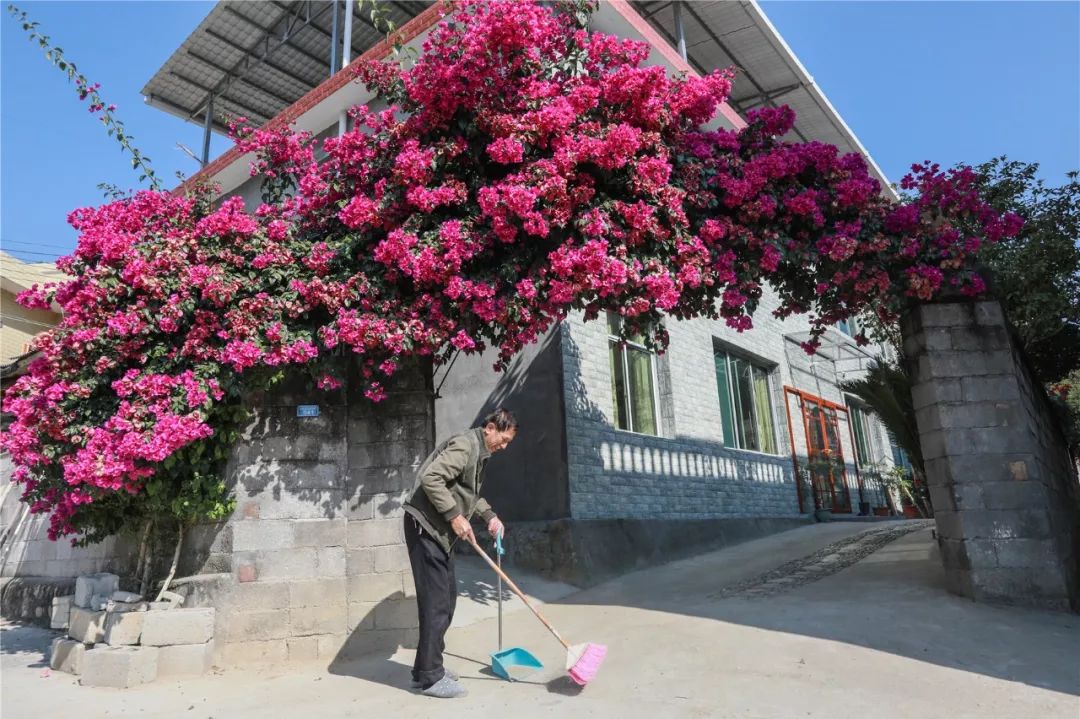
top-left (2, 1), bottom-right (1078, 263)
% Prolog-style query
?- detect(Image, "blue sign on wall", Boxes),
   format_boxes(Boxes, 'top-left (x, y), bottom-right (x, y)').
top-left (296, 405), bottom-right (320, 418)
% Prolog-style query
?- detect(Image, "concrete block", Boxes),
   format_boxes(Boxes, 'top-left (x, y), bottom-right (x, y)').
top-left (346, 548), bottom-right (376, 575)
top-left (290, 604), bottom-right (346, 636)
top-left (74, 573), bottom-right (119, 609)
top-left (347, 519), bottom-right (403, 547)
top-left (973, 301), bottom-right (1005, 327)
top-left (317, 633), bottom-right (346, 659)
top-left (68, 607), bottom-right (106, 644)
top-left (347, 573), bottom-right (404, 602)
top-left (374, 545), bottom-right (409, 573)
top-left (104, 610), bottom-right (145, 646)
top-left (911, 379), bottom-right (962, 410)
top-left (233, 548), bottom-right (318, 580)
top-left (50, 595), bottom-right (73, 630)
top-left (50, 637), bottom-right (86, 674)
top-left (81, 646), bottom-right (159, 688)
top-left (289, 578), bottom-right (346, 608)
top-left (158, 641), bottom-right (214, 676)
top-left (220, 639), bottom-right (287, 666)
top-left (971, 566), bottom-right (1070, 610)
top-left (916, 302), bottom-right (973, 328)
top-left (920, 350), bottom-right (1013, 379)
top-left (287, 636), bottom-right (320, 662)
top-left (346, 491), bottom-right (409, 521)
top-left (316, 547), bottom-right (346, 577)
top-left (141, 608), bottom-right (215, 646)
top-left (951, 325), bottom-right (1009, 351)
top-left (962, 510), bottom-right (1052, 541)
top-left (961, 376), bottom-right (1020, 402)
top-left (292, 519), bottom-right (347, 547)
top-left (347, 602), bottom-right (377, 632)
top-left (232, 520), bottom-right (294, 551)
top-left (222, 581), bottom-right (289, 611)
top-left (344, 466), bottom-right (411, 495)
top-left (993, 539), bottom-right (1061, 569)
top-left (373, 599), bottom-right (417, 630)
top-left (979, 481), bottom-right (1048, 511)
top-left (219, 609), bottom-right (289, 642)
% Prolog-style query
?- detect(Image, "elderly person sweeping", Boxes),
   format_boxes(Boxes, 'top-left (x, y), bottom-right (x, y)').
top-left (403, 408), bottom-right (518, 698)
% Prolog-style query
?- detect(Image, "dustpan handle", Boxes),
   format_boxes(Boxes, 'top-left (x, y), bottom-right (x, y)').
top-left (468, 534), bottom-right (572, 651)
top-left (495, 535), bottom-right (503, 651)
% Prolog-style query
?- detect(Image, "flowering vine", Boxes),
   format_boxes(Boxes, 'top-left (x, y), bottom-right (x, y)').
top-left (7, 4), bottom-right (161, 189)
top-left (3, 0), bottom-right (1021, 543)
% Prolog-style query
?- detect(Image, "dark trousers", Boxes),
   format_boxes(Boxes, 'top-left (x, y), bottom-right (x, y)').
top-left (404, 514), bottom-right (457, 688)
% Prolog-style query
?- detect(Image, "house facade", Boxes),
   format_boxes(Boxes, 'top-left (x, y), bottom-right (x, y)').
top-left (143, 0), bottom-right (902, 579)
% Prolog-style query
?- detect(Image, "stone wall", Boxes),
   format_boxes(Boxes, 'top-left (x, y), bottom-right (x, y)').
top-left (180, 359), bottom-right (433, 665)
top-left (904, 300), bottom-right (1080, 611)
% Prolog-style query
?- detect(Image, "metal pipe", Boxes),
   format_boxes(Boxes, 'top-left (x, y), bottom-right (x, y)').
top-left (329, 0), bottom-right (340, 78)
top-left (672, 1), bottom-right (687, 61)
top-left (342, 0), bottom-right (354, 68)
top-left (338, 0), bottom-right (354, 135)
top-left (201, 95), bottom-right (214, 165)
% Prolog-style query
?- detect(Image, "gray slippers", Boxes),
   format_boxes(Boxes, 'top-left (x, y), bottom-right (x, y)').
top-left (421, 675), bottom-right (468, 698)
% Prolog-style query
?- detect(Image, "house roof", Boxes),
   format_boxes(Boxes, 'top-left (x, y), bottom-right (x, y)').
top-left (0, 251), bottom-right (66, 302)
top-left (141, 0), bottom-right (429, 130)
top-left (147, 1), bottom-right (889, 194)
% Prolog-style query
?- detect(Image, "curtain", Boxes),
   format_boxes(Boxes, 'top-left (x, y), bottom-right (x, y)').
top-left (753, 367), bottom-right (776, 453)
top-left (627, 347), bottom-right (657, 435)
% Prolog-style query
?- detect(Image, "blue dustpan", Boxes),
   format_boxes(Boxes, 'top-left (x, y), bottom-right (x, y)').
top-left (489, 535), bottom-right (543, 681)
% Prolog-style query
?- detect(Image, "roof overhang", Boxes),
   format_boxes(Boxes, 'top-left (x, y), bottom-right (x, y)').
top-left (630, 0), bottom-right (893, 194)
top-left (153, 1), bottom-right (889, 200)
top-left (142, 1), bottom-right (430, 129)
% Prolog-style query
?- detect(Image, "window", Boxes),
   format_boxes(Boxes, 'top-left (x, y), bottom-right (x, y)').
top-left (607, 314), bottom-right (659, 435)
top-left (714, 349), bottom-right (778, 453)
top-left (849, 403), bottom-right (874, 466)
top-left (836, 315), bottom-right (864, 337)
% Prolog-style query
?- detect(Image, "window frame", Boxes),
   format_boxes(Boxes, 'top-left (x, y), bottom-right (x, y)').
top-left (713, 347), bottom-right (780, 454)
top-left (607, 315), bottom-right (662, 436)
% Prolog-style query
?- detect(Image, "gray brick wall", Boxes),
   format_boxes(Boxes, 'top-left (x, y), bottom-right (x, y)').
top-left (561, 285), bottom-right (895, 520)
top-left (905, 300), bottom-right (1080, 610)
top-left (209, 359), bottom-right (431, 665)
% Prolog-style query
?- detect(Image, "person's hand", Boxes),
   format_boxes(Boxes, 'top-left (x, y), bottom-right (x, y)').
top-left (488, 516), bottom-right (505, 540)
top-left (451, 514), bottom-right (474, 543)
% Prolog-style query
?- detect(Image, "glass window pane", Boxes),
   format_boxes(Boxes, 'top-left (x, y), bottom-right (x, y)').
top-left (609, 342), bottom-right (629, 430)
top-left (734, 358), bottom-right (759, 451)
top-left (851, 406), bottom-right (871, 466)
top-left (752, 366), bottom-right (776, 454)
top-left (607, 313), bottom-right (621, 337)
top-left (715, 353), bottom-right (737, 447)
top-left (627, 347), bottom-right (658, 435)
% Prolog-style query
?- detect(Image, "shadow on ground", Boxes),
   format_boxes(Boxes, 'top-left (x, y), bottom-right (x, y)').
top-left (562, 526), bottom-right (1080, 697)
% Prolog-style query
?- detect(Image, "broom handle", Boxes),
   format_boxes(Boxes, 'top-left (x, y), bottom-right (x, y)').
top-left (467, 534), bottom-right (572, 651)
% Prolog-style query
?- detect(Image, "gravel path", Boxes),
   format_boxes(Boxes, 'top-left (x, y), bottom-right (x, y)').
top-left (709, 520), bottom-right (934, 599)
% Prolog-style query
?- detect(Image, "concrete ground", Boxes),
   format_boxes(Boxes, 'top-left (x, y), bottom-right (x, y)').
top-left (3, 521), bottom-right (1078, 719)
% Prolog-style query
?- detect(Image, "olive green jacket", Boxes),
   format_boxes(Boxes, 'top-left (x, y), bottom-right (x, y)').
top-left (404, 428), bottom-right (496, 554)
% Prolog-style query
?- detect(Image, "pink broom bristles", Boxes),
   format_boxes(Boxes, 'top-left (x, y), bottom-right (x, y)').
top-left (567, 643), bottom-right (607, 685)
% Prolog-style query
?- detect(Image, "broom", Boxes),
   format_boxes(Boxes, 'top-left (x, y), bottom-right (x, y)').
top-left (467, 534), bottom-right (607, 685)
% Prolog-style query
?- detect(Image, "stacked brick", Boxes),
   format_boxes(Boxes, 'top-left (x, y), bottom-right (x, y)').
top-left (48, 572), bottom-right (214, 687)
